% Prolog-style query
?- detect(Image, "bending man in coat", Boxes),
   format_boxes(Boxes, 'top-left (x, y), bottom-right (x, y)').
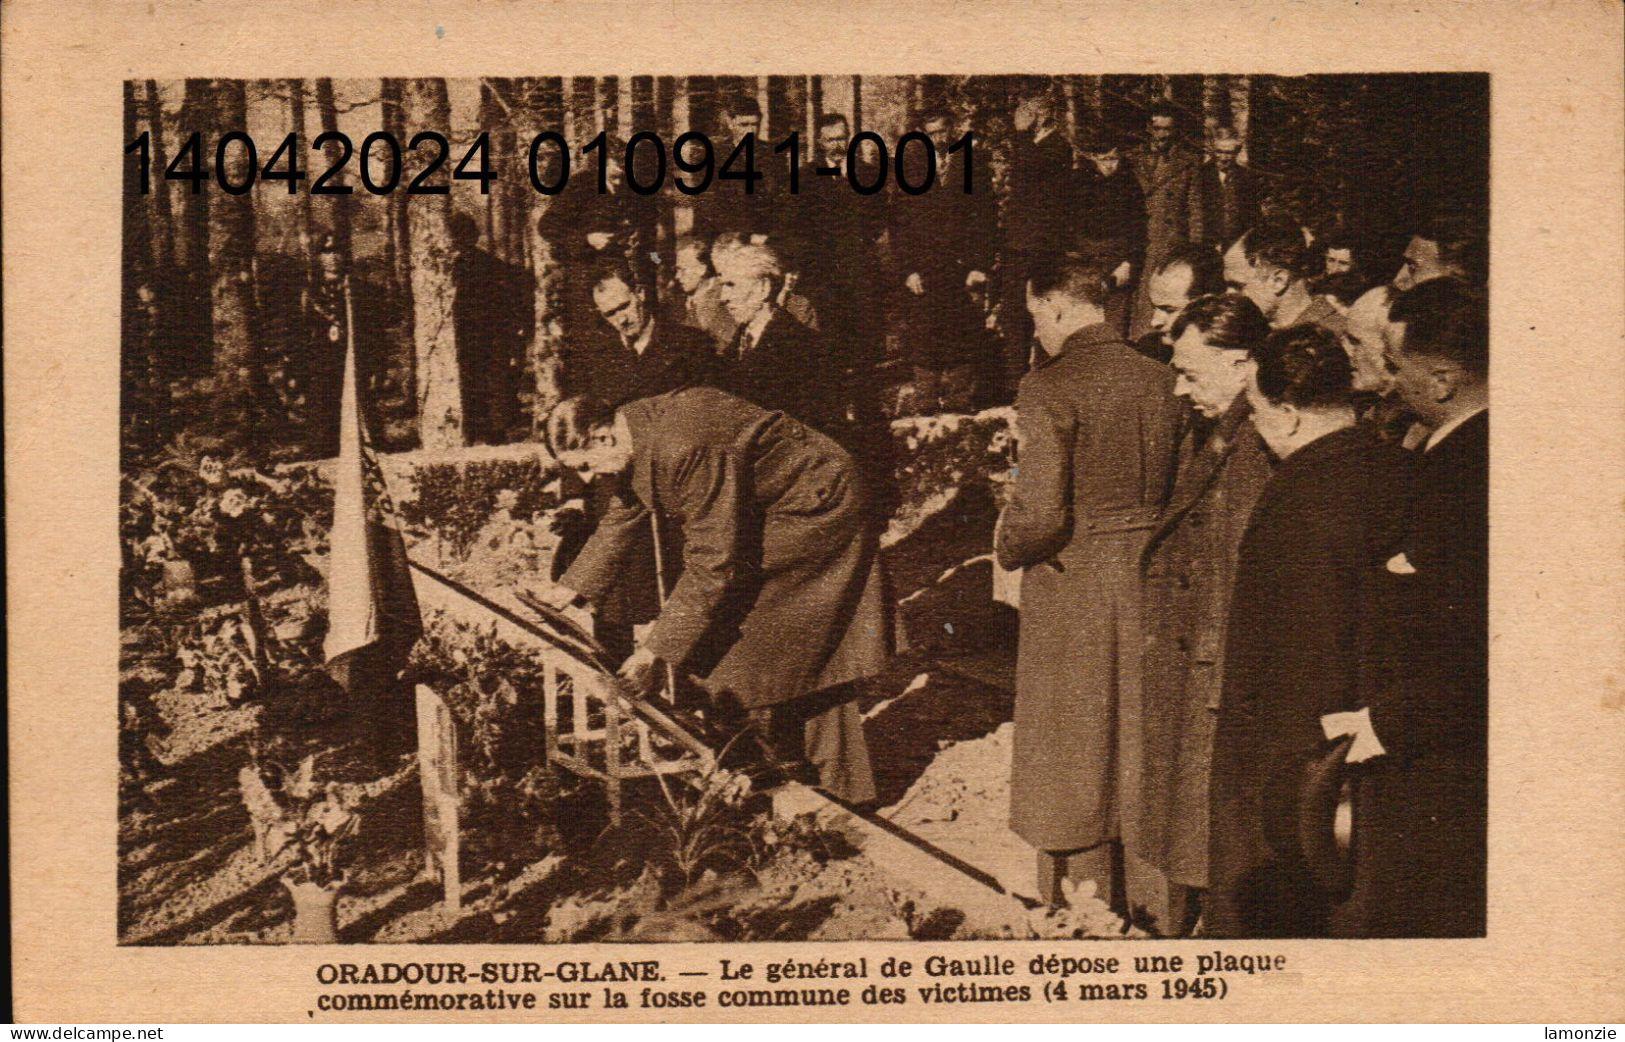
top-left (536, 387), bottom-right (888, 805)
top-left (995, 255), bottom-right (1185, 908)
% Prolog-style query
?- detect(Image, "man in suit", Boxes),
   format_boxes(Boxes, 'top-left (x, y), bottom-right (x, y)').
top-left (1394, 212), bottom-right (1485, 291)
top-left (996, 255), bottom-right (1185, 909)
top-left (536, 140), bottom-right (659, 344)
top-left (1210, 325), bottom-right (1414, 939)
top-left (891, 106), bottom-right (996, 413)
top-left (998, 83), bottom-right (1077, 397)
top-left (793, 112), bottom-right (889, 417)
top-left (554, 261), bottom-right (718, 663)
top-left (1136, 292), bottom-right (1275, 936)
top-left (713, 241), bottom-right (840, 436)
top-left (574, 261), bottom-right (716, 408)
top-left (1341, 284), bottom-right (1427, 446)
top-left (1073, 128), bottom-right (1147, 339)
top-left (1128, 103), bottom-right (1205, 339)
top-left (1326, 277), bottom-right (1488, 937)
top-left (450, 212), bottom-right (533, 445)
top-left (671, 235), bottom-right (740, 354)
top-left (1223, 217), bottom-right (1346, 335)
top-left (690, 94), bottom-right (783, 247)
top-left (1137, 240), bottom-right (1223, 364)
top-left (1199, 127), bottom-right (1259, 255)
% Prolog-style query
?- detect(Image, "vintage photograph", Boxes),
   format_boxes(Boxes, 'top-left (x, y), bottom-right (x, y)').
top-left (116, 72), bottom-right (1489, 946)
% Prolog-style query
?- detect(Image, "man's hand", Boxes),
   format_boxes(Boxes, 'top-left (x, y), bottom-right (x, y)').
top-left (905, 272), bottom-right (925, 296)
top-left (617, 646), bottom-right (662, 698)
top-left (1321, 707), bottom-right (1387, 764)
top-left (1112, 260), bottom-right (1133, 287)
top-left (585, 231), bottom-right (613, 251)
top-left (965, 269), bottom-right (988, 290)
top-left (520, 580), bottom-right (582, 613)
top-left (547, 497), bottom-right (588, 532)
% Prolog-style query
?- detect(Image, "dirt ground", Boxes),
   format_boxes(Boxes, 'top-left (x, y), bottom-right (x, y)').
top-left (118, 480), bottom-right (1133, 944)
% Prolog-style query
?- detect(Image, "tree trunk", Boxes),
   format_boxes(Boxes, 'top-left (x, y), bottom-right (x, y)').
top-left (314, 78), bottom-right (352, 264)
top-left (402, 78), bottom-right (465, 450)
top-left (380, 79), bottom-right (413, 307)
top-left (527, 184), bottom-right (566, 430)
top-left (143, 81), bottom-right (174, 275)
top-left (1081, 75), bottom-right (1105, 126)
top-left (1202, 75), bottom-right (1229, 138)
top-left (123, 82), bottom-right (158, 457)
top-left (480, 77), bottom-right (524, 264)
top-left (123, 82), bottom-right (151, 287)
top-left (177, 78), bottom-right (213, 375)
top-left (286, 79), bottom-right (316, 281)
top-left (524, 78), bottom-right (567, 429)
top-left (568, 76), bottom-right (596, 145)
top-left (206, 79), bottom-right (260, 433)
top-left (1229, 75), bottom-right (1253, 164)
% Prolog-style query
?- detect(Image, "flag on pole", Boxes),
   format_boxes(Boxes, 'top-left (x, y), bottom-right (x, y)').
top-left (324, 279), bottom-right (422, 693)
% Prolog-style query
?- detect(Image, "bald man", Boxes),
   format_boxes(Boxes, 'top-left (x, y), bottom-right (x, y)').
top-left (1342, 284), bottom-right (1426, 446)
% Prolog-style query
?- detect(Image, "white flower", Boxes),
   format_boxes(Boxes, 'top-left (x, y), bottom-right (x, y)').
top-left (219, 488), bottom-right (251, 518)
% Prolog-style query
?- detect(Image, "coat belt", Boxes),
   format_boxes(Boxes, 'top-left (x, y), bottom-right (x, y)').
top-left (1085, 508), bottom-right (1162, 535)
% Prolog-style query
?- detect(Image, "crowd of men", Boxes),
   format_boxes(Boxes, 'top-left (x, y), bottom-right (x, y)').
top-left (995, 233), bottom-right (1485, 939)
top-left (511, 84), bottom-right (1489, 939)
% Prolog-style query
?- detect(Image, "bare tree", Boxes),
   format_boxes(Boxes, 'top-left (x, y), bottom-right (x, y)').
top-left (380, 78), bottom-right (413, 312)
top-left (143, 81), bottom-right (174, 275)
top-left (401, 77), bottom-right (465, 450)
top-left (525, 78), bottom-right (567, 428)
top-left (175, 78), bottom-right (213, 375)
top-left (206, 79), bottom-right (261, 432)
top-left (314, 78), bottom-right (352, 265)
top-left (285, 79), bottom-right (316, 281)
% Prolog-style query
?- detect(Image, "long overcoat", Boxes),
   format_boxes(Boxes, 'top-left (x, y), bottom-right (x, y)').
top-left (1127, 143), bottom-right (1205, 339)
top-left (561, 387), bottom-right (889, 710)
top-left (1137, 394), bottom-right (1274, 889)
top-left (1205, 424), bottom-right (1412, 938)
top-left (995, 323), bottom-right (1184, 852)
top-left (1344, 410), bottom-right (1487, 937)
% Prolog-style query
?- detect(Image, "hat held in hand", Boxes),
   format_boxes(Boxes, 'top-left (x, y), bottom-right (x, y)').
top-left (1298, 733), bottom-right (1356, 899)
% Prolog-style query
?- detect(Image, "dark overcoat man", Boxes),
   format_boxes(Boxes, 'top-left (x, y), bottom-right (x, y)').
top-left (1206, 425), bottom-right (1412, 938)
top-left (890, 143), bottom-right (997, 375)
top-left (1199, 162), bottom-right (1260, 255)
top-left (560, 388), bottom-right (890, 802)
top-left (996, 323), bottom-right (1184, 855)
top-left (1345, 410), bottom-right (1488, 937)
top-left (1128, 140), bottom-right (1205, 338)
top-left (1137, 395), bottom-right (1274, 898)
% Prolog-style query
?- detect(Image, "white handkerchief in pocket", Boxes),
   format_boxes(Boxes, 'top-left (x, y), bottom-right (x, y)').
top-left (1386, 552), bottom-right (1417, 575)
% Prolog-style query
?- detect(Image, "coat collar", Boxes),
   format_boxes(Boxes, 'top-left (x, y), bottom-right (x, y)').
top-left (1273, 422), bottom-right (1370, 478)
top-left (1065, 321), bottom-right (1122, 353)
top-left (1031, 322), bottom-right (1119, 370)
top-left (616, 395), bottom-right (664, 505)
top-left (1157, 392), bottom-right (1260, 532)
